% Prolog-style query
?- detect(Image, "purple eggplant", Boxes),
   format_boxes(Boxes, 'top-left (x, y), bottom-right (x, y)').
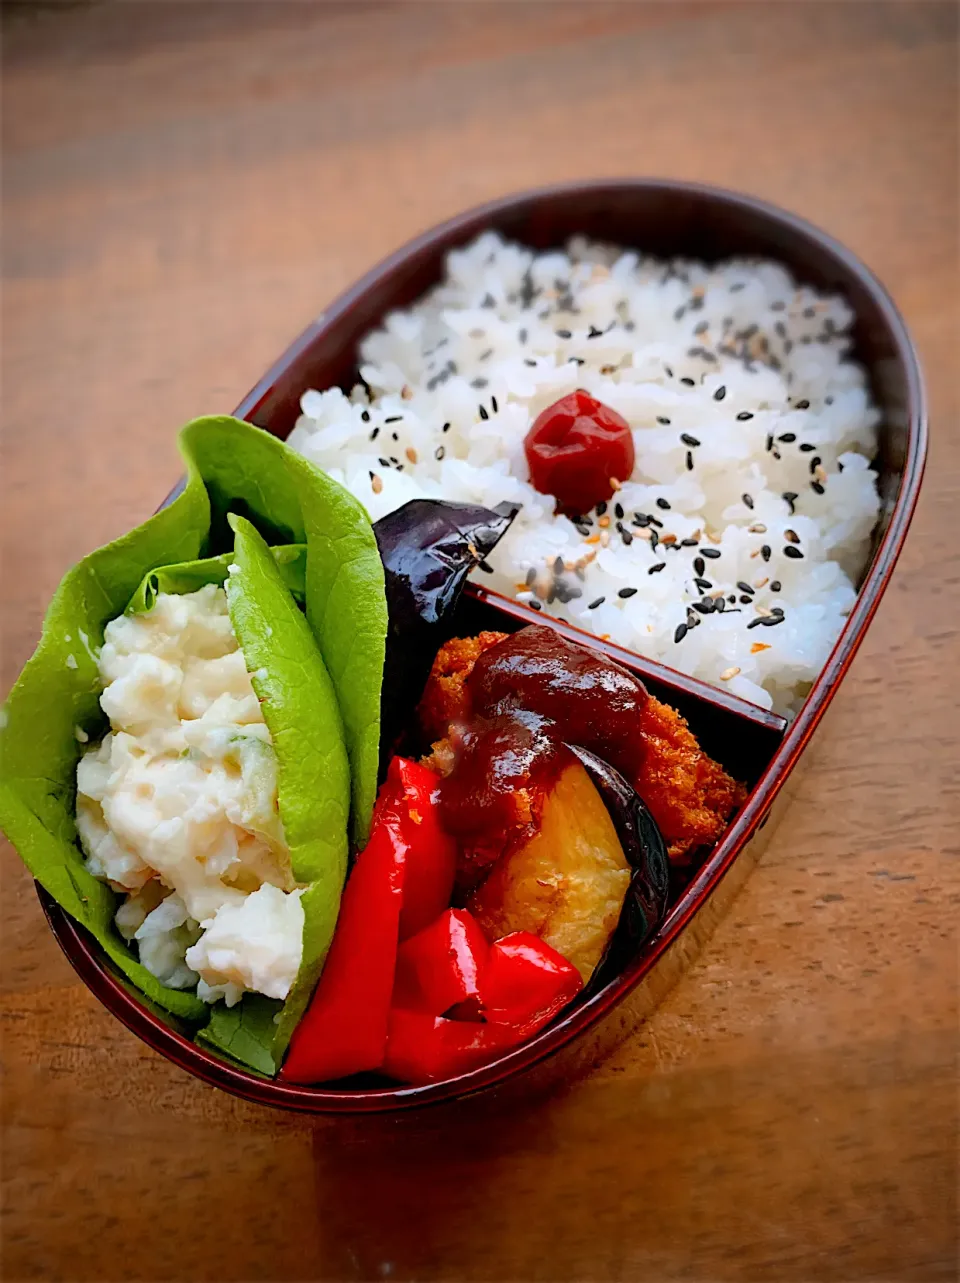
top-left (373, 499), bottom-right (519, 766)
top-left (568, 744), bottom-right (670, 994)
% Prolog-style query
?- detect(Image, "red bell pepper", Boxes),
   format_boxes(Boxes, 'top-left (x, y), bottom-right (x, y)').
top-left (386, 757), bottom-right (457, 940)
top-left (392, 908), bottom-right (489, 1018)
top-left (481, 932), bottom-right (583, 1039)
top-left (382, 1009), bottom-right (516, 1085)
top-left (280, 802), bottom-right (406, 1084)
top-left (382, 916), bottom-right (584, 1086)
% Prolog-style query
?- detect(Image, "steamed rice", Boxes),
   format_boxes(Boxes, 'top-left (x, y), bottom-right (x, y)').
top-left (287, 232), bottom-right (881, 716)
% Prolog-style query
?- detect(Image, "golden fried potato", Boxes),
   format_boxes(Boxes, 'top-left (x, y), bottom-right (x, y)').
top-left (467, 759), bottom-right (630, 983)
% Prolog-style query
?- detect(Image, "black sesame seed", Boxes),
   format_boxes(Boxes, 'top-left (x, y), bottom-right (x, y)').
top-left (811, 480), bottom-right (825, 495)
top-left (761, 615), bottom-right (785, 627)
top-left (479, 349), bottom-right (493, 362)
top-left (713, 385), bottom-right (727, 401)
top-left (587, 325), bottom-right (603, 339)
top-left (739, 595), bottom-right (752, 605)
top-left (771, 580), bottom-right (782, 592)
top-left (694, 556), bottom-right (706, 576)
top-left (694, 320), bottom-right (709, 335)
top-left (518, 328), bottom-right (527, 344)
top-left (681, 537), bottom-right (699, 547)
top-left (680, 433), bottom-right (701, 447)
top-left (692, 600), bottom-right (713, 615)
top-left (795, 398), bottom-right (810, 410)
top-left (379, 456), bottom-right (391, 467)
top-left (618, 587), bottom-right (638, 599)
top-left (361, 409), bottom-right (371, 422)
top-left (657, 416), bottom-right (672, 425)
top-left (685, 451), bottom-right (694, 471)
top-left (491, 395), bottom-right (498, 413)
top-left (649, 530), bottom-right (659, 550)
top-left (680, 377), bottom-right (695, 387)
top-left (656, 497), bottom-right (671, 511)
top-left (774, 321), bottom-right (787, 338)
top-left (664, 365), bottom-right (673, 377)
top-left (799, 442), bottom-right (815, 452)
top-left (728, 594), bottom-right (737, 604)
top-left (370, 427), bottom-right (380, 441)
top-left (384, 416), bottom-right (403, 424)
top-left (649, 515), bottom-right (664, 529)
top-left (783, 545), bottom-right (803, 559)
top-left (553, 556), bottom-right (564, 574)
top-left (478, 405), bottom-right (489, 420)
top-left (737, 581), bottom-right (755, 595)
top-left (622, 531), bottom-right (633, 546)
top-left (730, 282), bottom-right (745, 293)
top-left (596, 500), bottom-right (608, 516)
top-left (648, 562), bottom-right (665, 574)
top-left (782, 491), bottom-right (798, 514)
top-left (478, 560), bottom-right (494, 574)
top-left (766, 433), bottom-right (774, 452)
top-left (556, 329), bottom-right (572, 339)
top-left (778, 432), bottom-right (797, 443)
top-left (389, 456), bottom-right (399, 465)
top-left (694, 577), bottom-right (713, 591)
top-left (674, 623), bottom-right (689, 643)
top-left (701, 547), bottom-right (721, 560)
top-left (747, 617), bottom-right (765, 630)
top-left (529, 599), bottom-right (542, 611)
top-left (615, 502), bottom-right (624, 519)
top-left (742, 493), bottom-right (754, 509)
top-left (771, 606), bottom-right (785, 617)
top-left (737, 411), bottom-right (754, 421)
top-left (771, 300), bottom-right (786, 312)
top-left (471, 378), bottom-right (488, 389)
top-left (524, 358), bottom-right (537, 367)
top-left (761, 544), bottom-right (772, 562)
top-left (442, 422), bottom-right (451, 434)
top-left (435, 446), bottom-right (445, 461)
top-left (588, 596), bottom-right (606, 609)
top-left (392, 432), bottom-right (399, 442)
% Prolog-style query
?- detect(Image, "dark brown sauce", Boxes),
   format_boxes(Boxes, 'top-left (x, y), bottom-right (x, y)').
top-left (436, 626), bottom-right (650, 892)
top-left (467, 625), bottom-right (650, 781)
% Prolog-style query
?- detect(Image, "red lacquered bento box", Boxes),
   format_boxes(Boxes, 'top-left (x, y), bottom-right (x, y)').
top-left (38, 180), bottom-right (927, 1113)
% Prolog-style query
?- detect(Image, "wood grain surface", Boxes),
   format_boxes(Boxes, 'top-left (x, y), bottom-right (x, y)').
top-left (1, 3), bottom-right (957, 1280)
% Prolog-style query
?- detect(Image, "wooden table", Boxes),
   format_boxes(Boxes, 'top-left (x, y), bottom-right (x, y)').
top-left (2, 3), bottom-right (957, 1279)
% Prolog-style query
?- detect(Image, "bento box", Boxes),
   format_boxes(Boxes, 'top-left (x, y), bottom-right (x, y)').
top-left (28, 180), bottom-right (926, 1113)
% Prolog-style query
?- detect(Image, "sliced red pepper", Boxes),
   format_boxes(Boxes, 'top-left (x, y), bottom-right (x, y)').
top-left (387, 757), bottom-right (457, 940)
top-left (382, 1009), bottom-right (516, 1085)
top-left (481, 932), bottom-right (583, 1039)
top-left (392, 908), bottom-right (489, 1018)
top-left (280, 805), bottom-right (406, 1084)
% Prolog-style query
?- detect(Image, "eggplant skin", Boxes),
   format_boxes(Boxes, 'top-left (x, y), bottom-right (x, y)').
top-left (568, 745), bottom-right (670, 989)
top-left (372, 500), bottom-right (518, 767)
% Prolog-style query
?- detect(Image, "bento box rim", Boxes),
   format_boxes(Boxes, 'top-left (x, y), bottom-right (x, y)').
top-left (37, 178), bottom-right (927, 1115)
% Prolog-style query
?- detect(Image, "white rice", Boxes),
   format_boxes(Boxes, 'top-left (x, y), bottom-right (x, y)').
top-left (287, 232), bottom-right (881, 716)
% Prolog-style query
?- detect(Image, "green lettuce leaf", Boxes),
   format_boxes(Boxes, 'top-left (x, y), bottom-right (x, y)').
top-left (286, 451), bottom-right (387, 846)
top-left (0, 435), bottom-right (211, 1019)
top-left (126, 544), bottom-right (307, 614)
top-left (225, 515), bottom-right (350, 1061)
top-left (180, 417), bottom-right (388, 844)
top-left (1, 414), bottom-right (386, 1048)
top-left (196, 993), bottom-right (283, 1077)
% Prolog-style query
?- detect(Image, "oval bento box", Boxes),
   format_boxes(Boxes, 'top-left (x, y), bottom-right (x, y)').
top-left (38, 180), bottom-right (927, 1114)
